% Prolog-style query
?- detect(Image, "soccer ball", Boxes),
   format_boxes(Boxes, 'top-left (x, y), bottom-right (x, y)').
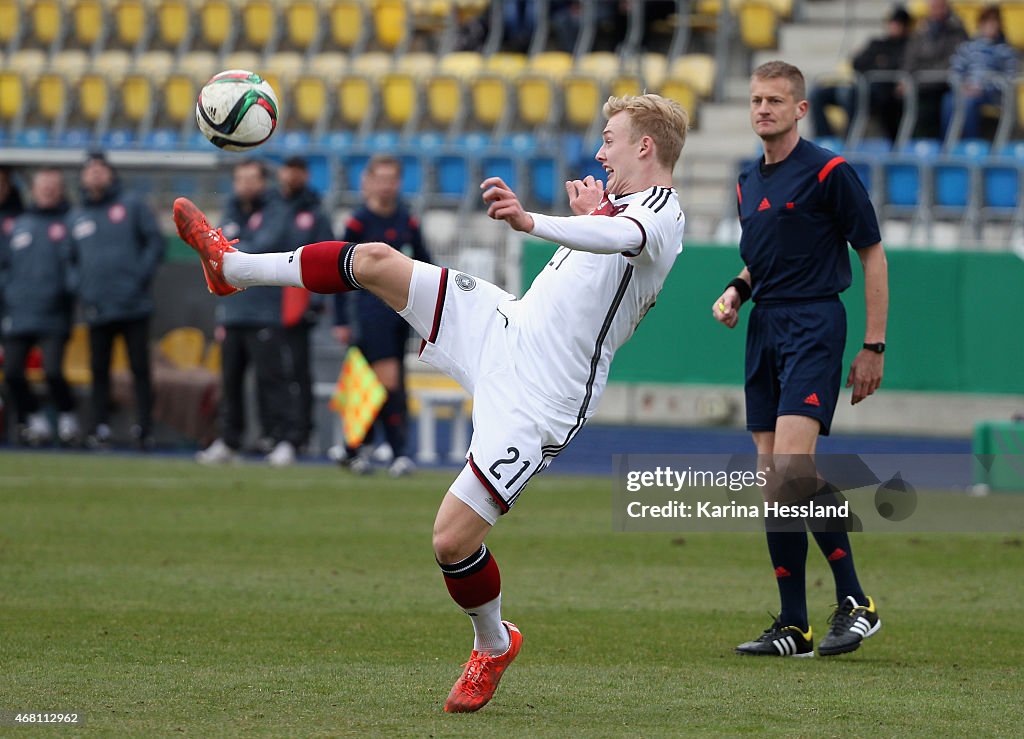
top-left (195, 70), bottom-right (279, 151)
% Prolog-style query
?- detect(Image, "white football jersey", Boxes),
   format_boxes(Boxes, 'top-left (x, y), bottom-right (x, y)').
top-left (510, 186), bottom-right (685, 418)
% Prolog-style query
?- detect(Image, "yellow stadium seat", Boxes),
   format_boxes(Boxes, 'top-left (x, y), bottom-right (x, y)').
top-left (327, 0), bottom-right (366, 51)
top-left (309, 52), bottom-right (349, 83)
top-left (1004, 4), bottom-right (1024, 50)
top-left (28, 0), bottom-right (62, 48)
top-left (266, 52), bottom-right (306, 85)
top-left (380, 71), bottom-right (419, 127)
top-left (527, 51), bottom-right (574, 80)
top-left (0, 72), bottom-right (24, 122)
top-left (71, 0), bottom-right (104, 48)
top-left (438, 51), bottom-right (484, 77)
top-left (483, 52), bottom-right (527, 76)
top-left (178, 51), bottom-right (219, 83)
top-left (121, 75), bottom-right (153, 124)
top-left (951, 1), bottom-right (984, 36)
top-left (373, 0), bottom-right (408, 50)
top-left (472, 72), bottom-right (510, 128)
top-left (10, 48), bottom-right (48, 75)
top-left (34, 73), bottom-right (68, 124)
top-left (669, 54), bottom-right (715, 99)
top-left (163, 74), bottom-right (197, 125)
top-left (159, 327), bottom-right (207, 370)
top-left (293, 75), bottom-right (328, 128)
top-left (563, 73), bottom-right (605, 131)
top-left (111, 0), bottom-right (146, 49)
top-left (660, 78), bottom-right (697, 125)
top-left (0, 0), bottom-right (20, 47)
top-left (79, 74), bottom-right (111, 124)
top-left (351, 51), bottom-right (393, 77)
top-left (738, 1), bottom-right (778, 49)
top-left (93, 50), bottom-right (133, 83)
top-left (284, 0), bottom-right (321, 50)
top-left (426, 71), bottom-right (465, 128)
top-left (223, 51), bottom-right (262, 76)
top-left (135, 51), bottom-right (175, 82)
top-left (395, 52), bottom-right (438, 77)
top-left (906, 0), bottom-right (929, 24)
top-left (155, 0), bottom-right (191, 49)
top-left (63, 325), bottom-right (92, 386)
top-left (576, 51), bottom-right (620, 80)
top-left (240, 0), bottom-right (277, 50)
top-left (610, 73), bottom-right (644, 99)
top-left (50, 50), bottom-right (90, 81)
top-left (199, 0), bottom-right (234, 51)
top-left (337, 75), bottom-right (375, 128)
top-left (516, 73), bottom-right (558, 128)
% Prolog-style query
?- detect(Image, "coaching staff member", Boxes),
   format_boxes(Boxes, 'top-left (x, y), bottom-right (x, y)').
top-left (713, 61), bottom-right (890, 659)
top-left (70, 150), bottom-right (165, 449)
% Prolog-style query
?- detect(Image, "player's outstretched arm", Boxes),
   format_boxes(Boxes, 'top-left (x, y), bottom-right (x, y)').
top-left (482, 176), bottom-right (642, 255)
top-left (847, 241), bottom-right (888, 404)
top-left (712, 268), bottom-right (751, 329)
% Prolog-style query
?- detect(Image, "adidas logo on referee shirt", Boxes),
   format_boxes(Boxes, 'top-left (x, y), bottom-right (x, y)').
top-left (757, 197), bottom-right (771, 211)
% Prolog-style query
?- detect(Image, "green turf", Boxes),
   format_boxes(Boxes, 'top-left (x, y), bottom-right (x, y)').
top-left (1, 452), bottom-right (1022, 737)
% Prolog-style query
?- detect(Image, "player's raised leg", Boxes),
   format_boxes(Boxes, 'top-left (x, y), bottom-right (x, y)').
top-left (434, 475), bottom-right (522, 713)
top-left (172, 197), bottom-right (413, 310)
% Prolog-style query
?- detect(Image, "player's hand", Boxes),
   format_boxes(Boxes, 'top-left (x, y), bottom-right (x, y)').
top-left (846, 349), bottom-right (884, 404)
top-left (214, 325), bottom-right (226, 343)
top-left (565, 175), bottom-right (604, 215)
top-left (712, 288), bottom-right (741, 329)
top-left (333, 325), bottom-right (352, 346)
top-left (481, 177), bottom-right (534, 233)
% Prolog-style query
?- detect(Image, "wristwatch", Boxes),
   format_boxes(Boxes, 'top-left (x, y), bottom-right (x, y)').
top-left (863, 342), bottom-right (886, 354)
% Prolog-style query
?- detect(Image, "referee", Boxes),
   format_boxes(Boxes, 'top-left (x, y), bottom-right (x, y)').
top-left (713, 61), bottom-right (890, 658)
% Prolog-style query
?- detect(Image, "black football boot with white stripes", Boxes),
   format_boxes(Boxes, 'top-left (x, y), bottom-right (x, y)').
top-left (735, 618), bottom-right (814, 657)
top-left (818, 595), bottom-right (881, 656)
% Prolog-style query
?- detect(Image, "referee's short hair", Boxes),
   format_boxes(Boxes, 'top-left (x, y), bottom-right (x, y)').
top-left (752, 60), bottom-right (806, 103)
top-left (602, 93), bottom-right (689, 170)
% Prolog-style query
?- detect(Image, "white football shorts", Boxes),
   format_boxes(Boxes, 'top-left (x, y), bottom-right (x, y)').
top-left (399, 260), bottom-right (583, 525)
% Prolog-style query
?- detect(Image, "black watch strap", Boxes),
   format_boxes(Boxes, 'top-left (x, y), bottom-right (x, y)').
top-left (863, 342), bottom-right (886, 354)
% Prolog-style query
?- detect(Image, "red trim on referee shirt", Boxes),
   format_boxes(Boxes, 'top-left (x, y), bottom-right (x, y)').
top-left (427, 267), bottom-right (448, 344)
top-left (468, 453), bottom-right (510, 514)
top-left (818, 156), bottom-right (846, 183)
top-left (736, 182), bottom-right (742, 205)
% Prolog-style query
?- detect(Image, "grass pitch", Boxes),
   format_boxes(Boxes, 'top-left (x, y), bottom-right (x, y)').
top-left (1, 452), bottom-right (1023, 737)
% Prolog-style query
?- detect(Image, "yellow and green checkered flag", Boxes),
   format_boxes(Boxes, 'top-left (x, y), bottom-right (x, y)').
top-left (329, 347), bottom-right (387, 448)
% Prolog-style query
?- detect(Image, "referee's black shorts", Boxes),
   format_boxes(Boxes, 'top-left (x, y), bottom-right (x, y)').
top-left (744, 297), bottom-right (846, 436)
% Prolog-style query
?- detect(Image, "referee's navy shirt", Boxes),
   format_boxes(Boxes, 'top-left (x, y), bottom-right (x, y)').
top-left (737, 138), bottom-right (881, 304)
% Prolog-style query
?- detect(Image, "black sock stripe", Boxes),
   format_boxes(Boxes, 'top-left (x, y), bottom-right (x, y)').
top-left (336, 242), bottom-right (363, 290)
top-left (438, 544), bottom-right (491, 578)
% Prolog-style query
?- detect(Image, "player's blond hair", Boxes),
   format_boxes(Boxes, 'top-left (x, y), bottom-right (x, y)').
top-left (602, 94), bottom-right (689, 170)
top-left (752, 61), bottom-right (806, 102)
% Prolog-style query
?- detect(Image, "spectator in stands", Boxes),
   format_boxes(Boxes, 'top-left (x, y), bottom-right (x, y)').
top-left (69, 151), bottom-right (165, 449)
top-left (196, 159), bottom-right (297, 467)
top-left (333, 155), bottom-right (432, 477)
top-left (941, 4), bottom-right (1018, 141)
top-left (810, 5), bottom-right (912, 141)
top-left (277, 156), bottom-right (334, 453)
top-left (0, 169), bottom-right (79, 446)
top-left (900, 0), bottom-right (968, 139)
